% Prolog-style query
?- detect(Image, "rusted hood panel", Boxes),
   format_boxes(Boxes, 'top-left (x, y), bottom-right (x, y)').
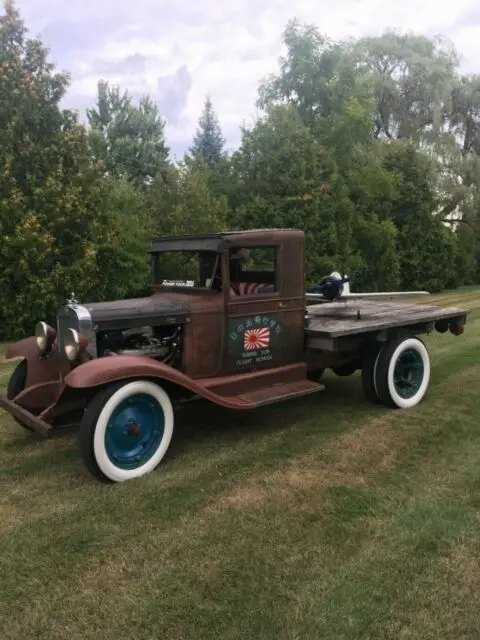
top-left (85, 296), bottom-right (189, 330)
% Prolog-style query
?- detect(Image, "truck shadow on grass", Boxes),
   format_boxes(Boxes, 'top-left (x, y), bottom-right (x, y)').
top-left (169, 372), bottom-right (369, 453)
top-left (1, 373), bottom-right (381, 483)
top-left (3, 344), bottom-right (470, 485)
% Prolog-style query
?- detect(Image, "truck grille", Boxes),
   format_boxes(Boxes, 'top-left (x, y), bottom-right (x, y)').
top-left (56, 304), bottom-right (96, 358)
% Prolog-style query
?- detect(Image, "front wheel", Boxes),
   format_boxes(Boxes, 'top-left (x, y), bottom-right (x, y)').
top-left (7, 360), bottom-right (32, 431)
top-left (79, 379), bottom-right (174, 483)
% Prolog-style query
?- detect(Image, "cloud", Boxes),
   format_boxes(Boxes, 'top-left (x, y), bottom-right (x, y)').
top-left (13, 0), bottom-right (480, 158)
top-left (156, 64), bottom-right (193, 127)
top-left (452, 4), bottom-right (480, 29)
top-left (94, 53), bottom-right (149, 77)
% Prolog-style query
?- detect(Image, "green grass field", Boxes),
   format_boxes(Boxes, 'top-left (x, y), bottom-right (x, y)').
top-left (1, 289), bottom-right (480, 639)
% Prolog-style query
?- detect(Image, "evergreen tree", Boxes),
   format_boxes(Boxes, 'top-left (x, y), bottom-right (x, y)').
top-left (190, 94), bottom-right (225, 167)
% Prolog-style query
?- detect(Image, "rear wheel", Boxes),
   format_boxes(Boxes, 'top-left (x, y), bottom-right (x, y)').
top-left (361, 342), bottom-right (384, 404)
top-left (79, 379), bottom-right (174, 483)
top-left (374, 336), bottom-right (430, 409)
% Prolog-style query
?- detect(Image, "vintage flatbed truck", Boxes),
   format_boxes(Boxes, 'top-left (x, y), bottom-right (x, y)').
top-left (0, 228), bottom-right (469, 483)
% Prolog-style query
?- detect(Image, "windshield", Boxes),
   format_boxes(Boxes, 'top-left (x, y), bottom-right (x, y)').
top-left (152, 250), bottom-right (220, 289)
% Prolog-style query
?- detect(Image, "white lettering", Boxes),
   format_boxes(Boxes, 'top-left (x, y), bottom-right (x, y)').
top-left (236, 358), bottom-right (253, 366)
top-left (162, 280), bottom-right (195, 287)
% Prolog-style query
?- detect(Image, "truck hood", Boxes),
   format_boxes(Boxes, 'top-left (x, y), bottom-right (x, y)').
top-left (85, 296), bottom-right (190, 331)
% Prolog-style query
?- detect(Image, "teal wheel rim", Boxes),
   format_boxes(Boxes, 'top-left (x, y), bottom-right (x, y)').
top-left (393, 348), bottom-right (425, 399)
top-left (104, 393), bottom-right (165, 469)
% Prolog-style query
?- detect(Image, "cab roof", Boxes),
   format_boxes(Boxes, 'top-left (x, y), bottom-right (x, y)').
top-left (149, 228), bottom-right (304, 253)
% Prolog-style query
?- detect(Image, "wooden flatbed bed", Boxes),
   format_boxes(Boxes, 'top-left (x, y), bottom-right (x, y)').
top-left (305, 299), bottom-right (468, 350)
top-left (301, 296), bottom-right (469, 412)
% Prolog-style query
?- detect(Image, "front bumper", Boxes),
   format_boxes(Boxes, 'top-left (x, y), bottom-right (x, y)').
top-left (0, 396), bottom-right (51, 437)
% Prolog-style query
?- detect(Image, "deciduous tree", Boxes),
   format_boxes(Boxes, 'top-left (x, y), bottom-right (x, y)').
top-left (87, 80), bottom-right (170, 186)
top-left (0, 1), bottom-right (125, 337)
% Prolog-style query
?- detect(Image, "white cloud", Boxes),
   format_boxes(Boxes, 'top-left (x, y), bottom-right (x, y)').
top-left (14, 0), bottom-right (480, 157)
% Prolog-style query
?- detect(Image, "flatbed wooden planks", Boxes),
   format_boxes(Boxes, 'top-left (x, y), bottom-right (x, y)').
top-left (305, 300), bottom-right (468, 339)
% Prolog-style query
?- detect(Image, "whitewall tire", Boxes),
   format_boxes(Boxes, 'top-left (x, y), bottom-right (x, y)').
top-left (79, 379), bottom-right (174, 483)
top-left (374, 336), bottom-right (431, 409)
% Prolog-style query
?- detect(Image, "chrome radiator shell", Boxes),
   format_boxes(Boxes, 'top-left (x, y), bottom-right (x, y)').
top-left (56, 303), bottom-right (96, 358)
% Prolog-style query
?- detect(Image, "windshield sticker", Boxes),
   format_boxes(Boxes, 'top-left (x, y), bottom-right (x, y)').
top-left (161, 279), bottom-right (195, 287)
top-left (228, 314), bottom-right (282, 368)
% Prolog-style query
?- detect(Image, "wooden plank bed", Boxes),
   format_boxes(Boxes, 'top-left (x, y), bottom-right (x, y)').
top-left (305, 300), bottom-right (469, 350)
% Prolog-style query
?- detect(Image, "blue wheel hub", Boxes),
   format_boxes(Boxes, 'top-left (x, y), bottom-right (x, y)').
top-left (393, 348), bottom-right (424, 399)
top-left (105, 394), bottom-right (165, 469)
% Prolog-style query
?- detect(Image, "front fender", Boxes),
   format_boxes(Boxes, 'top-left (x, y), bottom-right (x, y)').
top-left (64, 355), bottom-right (251, 409)
top-left (6, 336), bottom-right (37, 361)
top-left (5, 336), bottom-right (70, 388)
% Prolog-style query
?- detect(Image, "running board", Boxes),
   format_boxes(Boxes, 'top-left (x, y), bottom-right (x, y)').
top-left (235, 378), bottom-right (325, 408)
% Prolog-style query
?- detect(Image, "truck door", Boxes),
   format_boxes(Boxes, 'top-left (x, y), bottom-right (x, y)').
top-left (225, 243), bottom-right (304, 373)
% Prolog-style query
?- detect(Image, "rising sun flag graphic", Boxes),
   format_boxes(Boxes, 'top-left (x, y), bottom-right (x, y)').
top-left (244, 327), bottom-right (270, 351)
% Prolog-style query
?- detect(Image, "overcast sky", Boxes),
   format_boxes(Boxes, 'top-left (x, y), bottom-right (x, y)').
top-left (14, 0), bottom-right (480, 159)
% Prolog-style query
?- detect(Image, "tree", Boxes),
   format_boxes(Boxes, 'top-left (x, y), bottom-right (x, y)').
top-left (229, 104), bottom-right (359, 280)
top-left (146, 158), bottom-right (228, 238)
top-left (434, 75), bottom-right (480, 227)
top-left (0, 0), bottom-right (130, 338)
top-left (348, 30), bottom-right (480, 236)
top-left (92, 175), bottom-right (154, 302)
top-left (252, 22), bottom-right (407, 289)
top-left (352, 30), bottom-right (459, 141)
top-left (87, 80), bottom-right (170, 186)
top-left (189, 94), bottom-right (225, 168)
top-left (380, 141), bottom-right (459, 291)
top-left (351, 214), bottom-right (400, 291)
top-left (257, 19), bottom-right (374, 140)
top-left (451, 74), bottom-right (480, 155)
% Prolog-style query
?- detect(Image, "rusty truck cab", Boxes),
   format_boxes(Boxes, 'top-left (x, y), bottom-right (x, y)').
top-left (150, 229), bottom-right (306, 379)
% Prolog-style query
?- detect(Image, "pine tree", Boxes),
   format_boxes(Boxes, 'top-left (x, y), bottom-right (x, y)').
top-left (189, 94), bottom-right (225, 167)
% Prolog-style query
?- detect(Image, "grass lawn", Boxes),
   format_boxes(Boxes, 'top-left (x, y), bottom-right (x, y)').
top-left (1, 289), bottom-right (480, 639)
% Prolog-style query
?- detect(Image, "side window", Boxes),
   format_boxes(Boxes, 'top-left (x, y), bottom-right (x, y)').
top-left (247, 247), bottom-right (276, 272)
top-left (229, 246), bottom-right (277, 296)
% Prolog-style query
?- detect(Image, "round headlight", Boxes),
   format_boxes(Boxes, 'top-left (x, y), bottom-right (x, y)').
top-left (64, 329), bottom-right (80, 361)
top-left (35, 321), bottom-right (56, 353)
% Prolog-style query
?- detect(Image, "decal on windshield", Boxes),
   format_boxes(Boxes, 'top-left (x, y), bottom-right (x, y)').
top-left (161, 279), bottom-right (195, 287)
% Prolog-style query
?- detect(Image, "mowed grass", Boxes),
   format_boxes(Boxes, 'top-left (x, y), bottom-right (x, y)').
top-left (1, 291), bottom-right (480, 639)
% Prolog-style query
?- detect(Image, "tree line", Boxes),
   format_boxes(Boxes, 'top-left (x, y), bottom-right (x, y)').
top-left (1, 0), bottom-right (480, 339)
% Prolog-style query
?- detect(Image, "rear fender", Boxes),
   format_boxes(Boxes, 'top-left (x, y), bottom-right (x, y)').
top-left (64, 355), bottom-right (250, 409)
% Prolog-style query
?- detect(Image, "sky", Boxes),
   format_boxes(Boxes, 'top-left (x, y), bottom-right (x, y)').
top-left (13, 0), bottom-right (480, 159)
